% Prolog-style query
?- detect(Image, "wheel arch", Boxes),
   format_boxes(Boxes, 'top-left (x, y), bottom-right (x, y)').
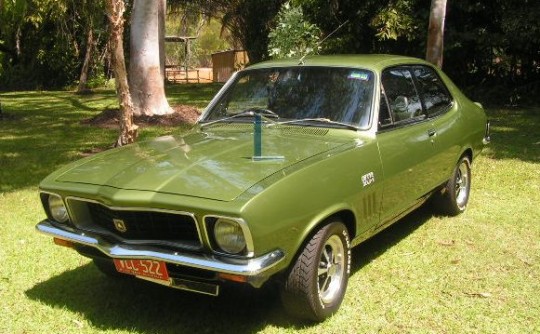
top-left (306, 208), bottom-right (357, 246)
top-left (279, 210), bottom-right (354, 321)
top-left (461, 147), bottom-right (473, 163)
top-left (284, 208), bottom-right (357, 272)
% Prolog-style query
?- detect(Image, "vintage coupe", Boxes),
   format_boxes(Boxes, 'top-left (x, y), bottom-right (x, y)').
top-left (37, 55), bottom-right (490, 321)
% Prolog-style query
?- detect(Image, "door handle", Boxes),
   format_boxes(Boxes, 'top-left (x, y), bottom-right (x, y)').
top-left (428, 129), bottom-right (437, 137)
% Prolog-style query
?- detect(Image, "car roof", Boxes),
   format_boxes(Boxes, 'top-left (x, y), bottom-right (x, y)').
top-left (247, 54), bottom-right (431, 72)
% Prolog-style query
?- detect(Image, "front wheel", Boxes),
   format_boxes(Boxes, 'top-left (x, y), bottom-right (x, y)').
top-left (436, 156), bottom-right (472, 216)
top-left (280, 220), bottom-right (351, 322)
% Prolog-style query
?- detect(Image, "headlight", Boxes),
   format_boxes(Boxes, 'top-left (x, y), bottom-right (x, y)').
top-left (213, 218), bottom-right (247, 255)
top-left (48, 194), bottom-right (69, 223)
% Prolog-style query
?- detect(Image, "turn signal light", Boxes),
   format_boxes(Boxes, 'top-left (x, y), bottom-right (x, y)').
top-left (53, 238), bottom-right (74, 248)
top-left (218, 273), bottom-right (248, 283)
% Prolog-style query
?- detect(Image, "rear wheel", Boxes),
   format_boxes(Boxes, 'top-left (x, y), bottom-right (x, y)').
top-left (436, 156), bottom-right (471, 216)
top-left (280, 220), bottom-right (350, 322)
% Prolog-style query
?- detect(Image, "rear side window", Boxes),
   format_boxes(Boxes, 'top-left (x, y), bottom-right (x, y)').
top-left (381, 67), bottom-right (424, 124)
top-left (413, 66), bottom-right (452, 116)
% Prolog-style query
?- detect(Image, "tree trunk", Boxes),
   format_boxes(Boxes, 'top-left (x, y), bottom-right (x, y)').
top-left (129, 0), bottom-right (172, 116)
top-left (77, 28), bottom-right (95, 94)
top-left (106, 0), bottom-right (138, 147)
top-left (426, 0), bottom-right (447, 68)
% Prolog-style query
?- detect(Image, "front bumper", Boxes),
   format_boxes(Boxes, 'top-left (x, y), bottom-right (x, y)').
top-left (36, 220), bottom-right (285, 288)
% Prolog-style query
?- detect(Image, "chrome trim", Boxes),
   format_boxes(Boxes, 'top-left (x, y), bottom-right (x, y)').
top-left (483, 120), bottom-right (491, 145)
top-left (203, 215), bottom-right (255, 258)
top-left (136, 276), bottom-right (220, 296)
top-left (36, 220), bottom-right (284, 279)
top-left (198, 71), bottom-right (240, 122)
top-left (65, 196), bottom-right (204, 248)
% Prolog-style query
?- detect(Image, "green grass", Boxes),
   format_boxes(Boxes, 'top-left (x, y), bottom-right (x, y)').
top-left (0, 87), bottom-right (539, 333)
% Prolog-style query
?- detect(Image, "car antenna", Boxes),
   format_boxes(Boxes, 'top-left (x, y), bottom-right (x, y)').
top-left (298, 19), bottom-right (350, 65)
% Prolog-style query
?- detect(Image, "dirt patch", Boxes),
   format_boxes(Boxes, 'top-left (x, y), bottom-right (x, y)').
top-left (81, 105), bottom-right (200, 128)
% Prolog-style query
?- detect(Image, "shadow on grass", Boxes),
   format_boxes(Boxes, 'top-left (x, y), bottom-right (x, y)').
top-left (486, 107), bottom-right (540, 163)
top-left (26, 263), bottom-right (287, 333)
top-left (350, 204), bottom-right (434, 273)
top-left (166, 83), bottom-right (224, 108)
top-left (0, 87), bottom-right (222, 193)
top-left (25, 205), bottom-right (434, 333)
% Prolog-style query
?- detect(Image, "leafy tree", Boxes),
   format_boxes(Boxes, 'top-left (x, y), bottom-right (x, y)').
top-left (220, 0), bottom-right (286, 63)
top-left (0, 0), bottom-right (108, 89)
top-left (268, 2), bottom-right (321, 59)
top-left (370, 0), bottom-right (418, 42)
top-left (170, 0), bottom-right (286, 63)
top-left (0, 0), bottom-right (27, 63)
top-left (76, 0), bottom-right (108, 93)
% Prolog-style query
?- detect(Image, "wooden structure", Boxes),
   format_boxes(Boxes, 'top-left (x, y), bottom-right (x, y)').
top-left (211, 50), bottom-right (249, 83)
top-left (164, 36), bottom-right (201, 83)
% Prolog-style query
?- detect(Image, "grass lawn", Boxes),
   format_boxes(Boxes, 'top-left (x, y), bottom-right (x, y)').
top-left (0, 86), bottom-right (539, 333)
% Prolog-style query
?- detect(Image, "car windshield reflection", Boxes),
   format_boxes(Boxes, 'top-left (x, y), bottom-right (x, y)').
top-left (202, 67), bottom-right (375, 129)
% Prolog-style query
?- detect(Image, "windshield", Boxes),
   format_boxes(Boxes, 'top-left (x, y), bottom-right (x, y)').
top-left (202, 66), bottom-right (375, 129)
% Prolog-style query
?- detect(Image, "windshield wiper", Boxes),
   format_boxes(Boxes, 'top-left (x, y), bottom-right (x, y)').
top-left (273, 118), bottom-right (359, 131)
top-left (200, 108), bottom-right (279, 128)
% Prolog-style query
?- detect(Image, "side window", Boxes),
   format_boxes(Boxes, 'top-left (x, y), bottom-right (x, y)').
top-left (381, 67), bottom-right (423, 124)
top-left (413, 66), bottom-right (452, 116)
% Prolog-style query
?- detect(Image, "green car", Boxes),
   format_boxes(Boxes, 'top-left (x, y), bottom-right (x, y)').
top-left (37, 55), bottom-right (490, 321)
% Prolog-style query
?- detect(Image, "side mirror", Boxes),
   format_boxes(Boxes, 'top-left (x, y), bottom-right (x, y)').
top-left (393, 96), bottom-right (409, 113)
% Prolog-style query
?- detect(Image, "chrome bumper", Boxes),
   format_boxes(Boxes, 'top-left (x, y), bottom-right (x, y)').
top-left (36, 220), bottom-right (285, 287)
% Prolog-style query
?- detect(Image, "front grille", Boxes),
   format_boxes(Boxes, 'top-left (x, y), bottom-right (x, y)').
top-left (76, 201), bottom-right (201, 249)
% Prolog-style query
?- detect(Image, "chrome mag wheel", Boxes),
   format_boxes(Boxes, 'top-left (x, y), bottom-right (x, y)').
top-left (318, 235), bottom-right (346, 304)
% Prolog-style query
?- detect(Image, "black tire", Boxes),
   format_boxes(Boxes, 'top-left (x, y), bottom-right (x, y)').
top-left (280, 220), bottom-right (351, 322)
top-left (93, 258), bottom-right (128, 278)
top-left (436, 156), bottom-right (472, 216)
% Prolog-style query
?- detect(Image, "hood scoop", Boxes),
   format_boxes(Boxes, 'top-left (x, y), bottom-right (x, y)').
top-left (253, 113), bottom-right (285, 162)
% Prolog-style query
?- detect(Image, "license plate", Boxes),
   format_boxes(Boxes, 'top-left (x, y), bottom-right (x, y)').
top-left (113, 259), bottom-right (170, 282)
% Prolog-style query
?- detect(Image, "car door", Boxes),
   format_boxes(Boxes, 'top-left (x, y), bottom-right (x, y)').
top-left (411, 65), bottom-right (460, 187)
top-left (376, 66), bottom-right (440, 224)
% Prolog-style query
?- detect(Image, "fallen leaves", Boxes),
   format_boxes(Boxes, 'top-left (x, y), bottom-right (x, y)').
top-left (437, 240), bottom-right (456, 246)
top-left (464, 292), bottom-right (492, 298)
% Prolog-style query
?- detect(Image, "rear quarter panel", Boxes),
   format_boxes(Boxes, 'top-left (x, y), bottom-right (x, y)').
top-left (437, 69), bottom-right (488, 165)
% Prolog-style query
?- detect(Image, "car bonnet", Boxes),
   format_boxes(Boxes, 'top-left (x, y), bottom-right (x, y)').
top-left (52, 128), bottom-right (349, 202)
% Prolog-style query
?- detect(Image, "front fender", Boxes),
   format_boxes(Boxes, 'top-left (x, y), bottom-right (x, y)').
top-left (239, 139), bottom-right (383, 270)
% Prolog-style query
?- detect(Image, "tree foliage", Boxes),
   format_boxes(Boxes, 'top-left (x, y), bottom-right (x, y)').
top-left (268, 2), bottom-right (321, 59)
top-left (0, 0), bottom-right (538, 105)
top-left (170, 0), bottom-right (286, 63)
top-left (220, 0), bottom-right (286, 63)
top-left (0, 0), bottom-right (108, 89)
top-left (297, 0), bottom-right (539, 99)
